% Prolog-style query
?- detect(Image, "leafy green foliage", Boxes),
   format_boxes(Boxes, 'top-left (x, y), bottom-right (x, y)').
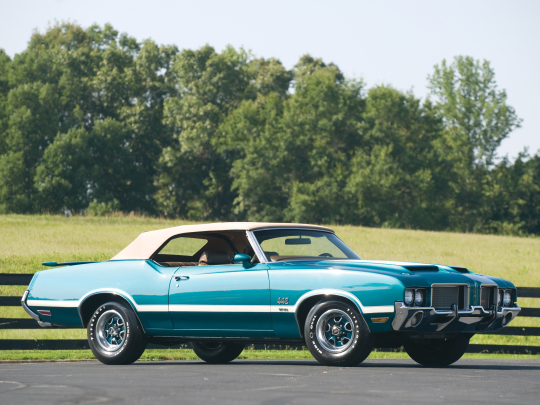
top-left (428, 56), bottom-right (523, 233)
top-left (0, 23), bottom-right (177, 215)
top-left (0, 23), bottom-right (537, 235)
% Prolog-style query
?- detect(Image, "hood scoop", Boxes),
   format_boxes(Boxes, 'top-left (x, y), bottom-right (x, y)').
top-left (403, 265), bottom-right (439, 272)
top-left (449, 266), bottom-right (470, 273)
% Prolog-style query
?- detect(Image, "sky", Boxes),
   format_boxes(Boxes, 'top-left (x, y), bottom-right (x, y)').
top-left (1, 0), bottom-right (539, 159)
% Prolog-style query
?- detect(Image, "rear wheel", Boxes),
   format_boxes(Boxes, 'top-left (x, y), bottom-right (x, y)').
top-left (404, 335), bottom-right (470, 367)
top-left (87, 301), bottom-right (147, 365)
top-left (191, 341), bottom-right (245, 364)
top-left (304, 300), bottom-right (374, 367)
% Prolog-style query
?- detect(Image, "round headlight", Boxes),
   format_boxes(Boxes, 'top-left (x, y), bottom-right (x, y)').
top-left (503, 290), bottom-right (512, 306)
top-left (414, 290), bottom-right (424, 306)
top-left (404, 289), bottom-right (414, 306)
top-left (498, 290), bottom-right (503, 307)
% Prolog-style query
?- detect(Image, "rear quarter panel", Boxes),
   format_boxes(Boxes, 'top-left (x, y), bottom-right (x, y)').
top-left (27, 260), bottom-right (176, 330)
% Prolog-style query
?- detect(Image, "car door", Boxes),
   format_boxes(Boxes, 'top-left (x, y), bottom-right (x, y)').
top-left (168, 263), bottom-right (273, 338)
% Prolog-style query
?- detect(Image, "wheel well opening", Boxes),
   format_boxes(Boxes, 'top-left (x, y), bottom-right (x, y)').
top-left (79, 293), bottom-right (135, 328)
top-left (295, 295), bottom-right (361, 338)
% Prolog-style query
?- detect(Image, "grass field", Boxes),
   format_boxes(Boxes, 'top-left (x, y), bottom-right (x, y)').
top-left (0, 214), bottom-right (539, 360)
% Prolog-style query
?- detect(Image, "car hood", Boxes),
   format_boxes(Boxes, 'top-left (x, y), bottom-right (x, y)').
top-left (273, 258), bottom-right (515, 288)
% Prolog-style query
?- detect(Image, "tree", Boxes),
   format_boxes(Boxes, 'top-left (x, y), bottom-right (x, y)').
top-left (346, 86), bottom-right (447, 229)
top-left (428, 56), bottom-right (522, 232)
top-left (0, 49), bottom-right (11, 156)
top-left (2, 23), bottom-right (177, 214)
top-left (155, 47), bottom-right (292, 219)
top-left (1, 23), bottom-right (538, 236)
top-left (34, 127), bottom-right (93, 212)
top-left (218, 92), bottom-right (289, 221)
top-left (481, 152), bottom-right (540, 235)
top-left (0, 82), bottom-right (59, 212)
top-left (428, 56), bottom-right (521, 169)
top-left (281, 60), bottom-right (363, 223)
top-left (219, 56), bottom-right (363, 223)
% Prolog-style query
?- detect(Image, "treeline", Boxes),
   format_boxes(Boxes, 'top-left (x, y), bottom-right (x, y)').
top-left (0, 23), bottom-right (539, 235)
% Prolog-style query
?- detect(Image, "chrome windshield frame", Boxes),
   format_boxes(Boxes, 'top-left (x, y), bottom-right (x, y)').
top-left (246, 230), bottom-right (268, 264)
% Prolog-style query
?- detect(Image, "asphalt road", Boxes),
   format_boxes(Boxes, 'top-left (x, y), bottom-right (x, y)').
top-left (1, 358), bottom-right (539, 405)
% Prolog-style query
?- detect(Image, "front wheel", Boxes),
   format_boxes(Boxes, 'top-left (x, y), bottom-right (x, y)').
top-left (404, 335), bottom-right (470, 367)
top-left (87, 301), bottom-right (147, 365)
top-left (304, 300), bottom-right (374, 367)
top-left (191, 341), bottom-right (245, 364)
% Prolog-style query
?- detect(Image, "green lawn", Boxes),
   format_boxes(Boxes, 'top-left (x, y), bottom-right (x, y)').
top-left (0, 214), bottom-right (539, 360)
top-left (1, 214), bottom-right (538, 284)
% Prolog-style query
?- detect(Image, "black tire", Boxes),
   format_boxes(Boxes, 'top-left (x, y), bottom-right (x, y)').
top-left (191, 341), bottom-right (245, 364)
top-left (87, 301), bottom-right (147, 365)
top-left (404, 335), bottom-right (470, 367)
top-left (304, 300), bottom-right (374, 367)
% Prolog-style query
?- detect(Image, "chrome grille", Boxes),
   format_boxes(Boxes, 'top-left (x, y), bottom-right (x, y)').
top-left (481, 287), bottom-right (495, 309)
top-left (432, 286), bottom-right (459, 310)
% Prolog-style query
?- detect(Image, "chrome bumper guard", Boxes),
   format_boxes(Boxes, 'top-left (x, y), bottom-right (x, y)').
top-left (21, 290), bottom-right (52, 328)
top-left (391, 302), bottom-right (521, 333)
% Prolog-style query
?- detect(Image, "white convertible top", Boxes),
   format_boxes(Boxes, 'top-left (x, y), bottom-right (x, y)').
top-left (111, 222), bottom-right (334, 260)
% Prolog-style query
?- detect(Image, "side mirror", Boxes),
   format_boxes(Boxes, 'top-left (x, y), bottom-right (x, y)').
top-left (234, 253), bottom-right (252, 268)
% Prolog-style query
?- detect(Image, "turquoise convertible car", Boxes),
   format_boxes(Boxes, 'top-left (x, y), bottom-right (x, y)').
top-left (22, 222), bottom-right (520, 366)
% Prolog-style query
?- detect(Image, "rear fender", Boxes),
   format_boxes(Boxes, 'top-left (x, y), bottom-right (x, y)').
top-left (78, 289), bottom-right (144, 332)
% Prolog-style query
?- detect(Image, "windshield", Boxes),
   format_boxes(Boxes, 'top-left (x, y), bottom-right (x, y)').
top-left (254, 229), bottom-right (360, 262)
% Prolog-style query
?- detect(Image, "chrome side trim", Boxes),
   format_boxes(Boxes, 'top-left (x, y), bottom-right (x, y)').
top-left (246, 230), bottom-right (268, 264)
top-left (21, 291), bottom-right (52, 327)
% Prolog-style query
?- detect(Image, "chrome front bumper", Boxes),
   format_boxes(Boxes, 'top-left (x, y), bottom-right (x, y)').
top-left (21, 290), bottom-right (52, 328)
top-left (391, 302), bottom-right (521, 333)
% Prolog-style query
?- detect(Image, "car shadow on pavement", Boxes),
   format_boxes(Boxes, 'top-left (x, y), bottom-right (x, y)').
top-left (133, 359), bottom-right (321, 367)
top-left (132, 359), bottom-right (540, 371)
top-left (359, 360), bottom-right (540, 371)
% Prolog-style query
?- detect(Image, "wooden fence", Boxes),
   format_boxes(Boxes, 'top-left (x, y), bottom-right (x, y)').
top-left (1, 274), bottom-right (539, 354)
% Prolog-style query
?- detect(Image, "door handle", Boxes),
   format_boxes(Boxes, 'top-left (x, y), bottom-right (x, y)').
top-left (174, 276), bottom-right (190, 281)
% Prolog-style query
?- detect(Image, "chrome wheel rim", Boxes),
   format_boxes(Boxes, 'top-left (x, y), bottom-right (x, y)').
top-left (96, 310), bottom-right (126, 352)
top-left (316, 309), bottom-right (356, 353)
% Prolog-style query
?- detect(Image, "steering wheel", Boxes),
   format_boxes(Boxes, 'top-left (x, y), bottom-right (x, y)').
top-left (319, 253), bottom-right (333, 258)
